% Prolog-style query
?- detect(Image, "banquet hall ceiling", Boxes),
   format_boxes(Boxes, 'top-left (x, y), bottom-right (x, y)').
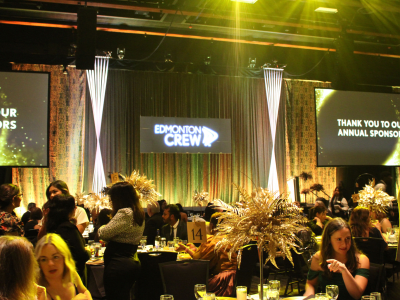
top-left (1, 0), bottom-right (400, 85)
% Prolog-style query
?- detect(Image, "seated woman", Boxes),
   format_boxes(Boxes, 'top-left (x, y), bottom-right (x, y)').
top-left (175, 212), bottom-right (237, 297)
top-left (175, 203), bottom-right (188, 223)
top-left (350, 207), bottom-right (387, 242)
top-left (304, 218), bottom-right (370, 300)
top-left (88, 208), bottom-right (112, 242)
top-left (35, 233), bottom-right (92, 300)
top-left (0, 236), bottom-right (46, 300)
top-left (307, 205), bottom-right (331, 236)
top-left (371, 211), bottom-right (392, 234)
top-left (0, 183), bottom-right (24, 236)
top-left (24, 207), bottom-right (43, 245)
top-left (46, 194), bottom-right (90, 283)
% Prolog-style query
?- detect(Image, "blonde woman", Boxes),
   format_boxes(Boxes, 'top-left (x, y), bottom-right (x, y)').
top-left (35, 234), bottom-right (92, 300)
top-left (0, 236), bottom-right (45, 300)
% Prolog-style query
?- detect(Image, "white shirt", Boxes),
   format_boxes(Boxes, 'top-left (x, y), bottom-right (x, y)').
top-left (171, 219), bottom-right (179, 239)
top-left (75, 206), bottom-right (89, 226)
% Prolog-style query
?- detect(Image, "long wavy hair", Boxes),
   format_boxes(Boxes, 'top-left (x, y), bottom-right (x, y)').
top-left (45, 180), bottom-right (70, 201)
top-left (349, 207), bottom-right (374, 237)
top-left (0, 184), bottom-right (20, 210)
top-left (0, 236), bottom-right (38, 300)
top-left (35, 233), bottom-right (77, 287)
top-left (46, 194), bottom-right (76, 233)
top-left (108, 182), bottom-right (144, 226)
top-left (330, 186), bottom-right (343, 214)
top-left (320, 218), bottom-right (359, 277)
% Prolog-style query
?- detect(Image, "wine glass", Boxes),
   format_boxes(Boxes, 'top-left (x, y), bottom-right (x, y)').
top-left (326, 285), bottom-right (339, 300)
top-left (370, 292), bottom-right (381, 300)
top-left (194, 284), bottom-right (206, 299)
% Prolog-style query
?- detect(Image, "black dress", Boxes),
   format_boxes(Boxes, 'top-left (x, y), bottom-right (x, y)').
top-left (52, 221), bottom-right (90, 284)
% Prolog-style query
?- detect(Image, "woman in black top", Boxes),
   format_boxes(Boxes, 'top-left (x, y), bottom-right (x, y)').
top-left (46, 194), bottom-right (90, 283)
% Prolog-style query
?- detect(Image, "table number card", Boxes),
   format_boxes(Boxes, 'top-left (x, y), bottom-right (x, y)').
top-left (110, 172), bottom-right (120, 184)
top-left (187, 222), bottom-right (207, 243)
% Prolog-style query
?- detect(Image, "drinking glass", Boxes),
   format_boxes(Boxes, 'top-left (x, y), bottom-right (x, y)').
top-left (258, 284), bottom-right (268, 299)
top-left (361, 296), bottom-right (375, 300)
top-left (315, 293), bottom-right (328, 300)
top-left (326, 285), bottom-right (339, 300)
top-left (168, 241), bottom-right (175, 250)
top-left (194, 284), bottom-right (206, 299)
top-left (181, 240), bottom-right (187, 245)
top-left (160, 295), bottom-right (174, 300)
top-left (140, 236), bottom-right (147, 248)
top-left (370, 293), bottom-right (381, 300)
top-left (236, 286), bottom-right (247, 300)
top-left (203, 292), bottom-right (215, 300)
top-left (161, 237), bottom-right (166, 249)
top-left (268, 280), bottom-right (280, 291)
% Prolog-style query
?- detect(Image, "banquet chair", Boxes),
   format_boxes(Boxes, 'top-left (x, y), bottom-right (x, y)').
top-left (234, 244), bottom-right (258, 296)
top-left (136, 251), bottom-right (178, 300)
top-left (363, 263), bottom-right (386, 297)
top-left (159, 260), bottom-right (209, 300)
top-left (283, 249), bottom-right (308, 296)
top-left (353, 237), bottom-right (386, 264)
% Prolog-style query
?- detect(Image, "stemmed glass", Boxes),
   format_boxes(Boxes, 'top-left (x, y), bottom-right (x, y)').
top-left (194, 284), bottom-right (206, 299)
top-left (326, 285), bottom-right (339, 300)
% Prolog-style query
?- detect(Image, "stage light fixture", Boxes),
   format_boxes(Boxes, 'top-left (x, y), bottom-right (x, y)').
top-left (315, 7), bottom-right (338, 14)
top-left (248, 58), bottom-right (257, 68)
top-left (231, 0), bottom-right (258, 3)
top-left (117, 48), bottom-right (125, 60)
top-left (164, 53), bottom-right (173, 63)
top-left (204, 55), bottom-right (211, 65)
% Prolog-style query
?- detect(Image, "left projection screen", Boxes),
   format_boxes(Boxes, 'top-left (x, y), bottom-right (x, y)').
top-left (0, 71), bottom-right (49, 167)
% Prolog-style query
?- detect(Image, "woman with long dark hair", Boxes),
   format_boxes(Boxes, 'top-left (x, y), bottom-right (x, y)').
top-left (98, 182), bottom-right (145, 300)
top-left (0, 183), bottom-right (24, 236)
top-left (304, 218), bottom-right (370, 300)
top-left (46, 194), bottom-right (89, 284)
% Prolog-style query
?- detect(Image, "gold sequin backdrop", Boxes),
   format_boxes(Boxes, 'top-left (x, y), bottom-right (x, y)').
top-left (11, 66), bottom-right (344, 209)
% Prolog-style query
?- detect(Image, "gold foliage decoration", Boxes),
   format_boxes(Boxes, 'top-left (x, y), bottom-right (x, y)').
top-left (75, 193), bottom-right (112, 212)
top-left (193, 190), bottom-right (209, 206)
top-left (212, 184), bottom-right (307, 268)
top-left (126, 171), bottom-right (161, 205)
top-left (357, 181), bottom-right (394, 213)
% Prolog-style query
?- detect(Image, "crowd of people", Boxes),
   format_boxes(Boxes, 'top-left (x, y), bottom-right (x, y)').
top-left (0, 180), bottom-right (234, 300)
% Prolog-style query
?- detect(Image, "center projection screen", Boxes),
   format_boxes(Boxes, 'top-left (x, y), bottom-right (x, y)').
top-left (315, 88), bottom-right (400, 166)
top-left (140, 116), bottom-right (231, 154)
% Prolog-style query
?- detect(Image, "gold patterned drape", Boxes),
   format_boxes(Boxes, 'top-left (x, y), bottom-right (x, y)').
top-left (11, 64), bottom-right (86, 212)
top-left (284, 79), bottom-right (336, 203)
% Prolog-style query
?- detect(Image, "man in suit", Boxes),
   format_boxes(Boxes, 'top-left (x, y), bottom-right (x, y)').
top-left (161, 204), bottom-right (188, 241)
top-left (143, 201), bottom-right (164, 245)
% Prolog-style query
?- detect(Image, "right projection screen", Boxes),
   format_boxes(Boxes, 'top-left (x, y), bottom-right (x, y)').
top-left (315, 88), bottom-right (400, 166)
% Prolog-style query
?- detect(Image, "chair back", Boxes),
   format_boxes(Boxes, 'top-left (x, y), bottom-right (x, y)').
top-left (235, 244), bottom-right (258, 295)
top-left (159, 260), bottom-right (209, 300)
top-left (363, 263), bottom-right (385, 295)
top-left (353, 237), bottom-right (386, 264)
top-left (136, 251), bottom-right (178, 300)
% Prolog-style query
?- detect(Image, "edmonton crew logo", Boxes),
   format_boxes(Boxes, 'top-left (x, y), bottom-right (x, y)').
top-left (154, 124), bottom-right (219, 147)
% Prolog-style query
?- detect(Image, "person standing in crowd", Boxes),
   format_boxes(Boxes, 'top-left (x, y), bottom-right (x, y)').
top-left (35, 233), bottom-right (92, 300)
top-left (98, 182), bottom-right (145, 300)
top-left (46, 194), bottom-right (89, 283)
top-left (21, 202), bottom-right (37, 225)
top-left (0, 236), bottom-right (46, 300)
top-left (161, 204), bottom-right (188, 241)
top-left (46, 180), bottom-right (89, 233)
top-left (328, 187), bottom-right (349, 219)
top-left (304, 218), bottom-right (369, 299)
top-left (0, 183), bottom-right (24, 236)
top-left (158, 199), bottom-right (167, 215)
top-left (24, 207), bottom-right (43, 245)
top-left (143, 201), bottom-right (164, 245)
top-left (88, 208), bottom-right (112, 242)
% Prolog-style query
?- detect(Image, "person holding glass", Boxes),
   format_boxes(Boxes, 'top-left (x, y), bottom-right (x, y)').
top-left (304, 218), bottom-right (370, 300)
top-left (98, 182), bottom-right (145, 300)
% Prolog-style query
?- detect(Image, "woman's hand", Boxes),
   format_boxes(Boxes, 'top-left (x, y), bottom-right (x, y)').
top-left (174, 243), bottom-right (186, 252)
top-left (314, 217), bottom-right (323, 227)
top-left (36, 284), bottom-right (46, 300)
top-left (326, 259), bottom-right (347, 273)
